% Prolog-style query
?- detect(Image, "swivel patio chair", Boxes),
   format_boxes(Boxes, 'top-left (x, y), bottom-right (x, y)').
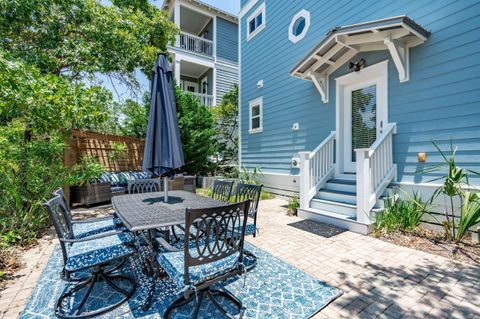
top-left (127, 178), bottom-right (161, 194)
top-left (156, 201), bottom-right (250, 319)
top-left (211, 180), bottom-right (234, 203)
top-left (53, 188), bottom-right (122, 240)
top-left (44, 195), bottom-right (137, 318)
top-left (234, 183), bottom-right (263, 237)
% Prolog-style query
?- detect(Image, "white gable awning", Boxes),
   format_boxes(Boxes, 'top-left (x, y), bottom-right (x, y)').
top-left (290, 16), bottom-right (430, 103)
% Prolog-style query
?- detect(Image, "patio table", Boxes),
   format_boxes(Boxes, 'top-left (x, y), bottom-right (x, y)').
top-left (112, 190), bottom-right (226, 309)
top-left (112, 190), bottom-right (225, 232)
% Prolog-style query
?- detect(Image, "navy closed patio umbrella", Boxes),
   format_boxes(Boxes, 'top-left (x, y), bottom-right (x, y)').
top-left (142, 54), bottom-right (185, 202)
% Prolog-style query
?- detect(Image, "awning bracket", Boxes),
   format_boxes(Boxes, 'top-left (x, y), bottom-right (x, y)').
top-left (309, 72), bottom-right (329, 103)
top-left (384, 36), bottom-right (409, 82)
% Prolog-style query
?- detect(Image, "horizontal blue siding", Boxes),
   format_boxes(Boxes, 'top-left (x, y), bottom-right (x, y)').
top-left (240, 0), bottom-right (480, 185)
top-left (216, 65), bottom-right (238, 103)
top-left (217, 17), bottom-right (238, 62)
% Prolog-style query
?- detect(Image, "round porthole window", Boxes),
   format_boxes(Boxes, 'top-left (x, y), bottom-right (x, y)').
top-left (289, 10), bottom-right (310, 43)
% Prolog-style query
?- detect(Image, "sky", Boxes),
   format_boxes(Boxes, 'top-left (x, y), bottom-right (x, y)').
top-left (98, 0), bottom-right (240, 102)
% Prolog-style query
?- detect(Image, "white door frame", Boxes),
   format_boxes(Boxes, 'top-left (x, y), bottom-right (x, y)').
top-left (335, 60), bottom-right (389, 175)
top-left (200, 76), bottom-right (208, 94)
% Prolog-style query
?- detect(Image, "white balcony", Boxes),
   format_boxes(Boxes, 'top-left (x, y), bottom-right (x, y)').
top-left (191, 92), bottom-right (214, 107)
top-left (177, 32), bottom-right (213, 57)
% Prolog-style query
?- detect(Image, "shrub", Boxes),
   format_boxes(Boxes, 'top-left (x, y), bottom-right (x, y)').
top-left (68, 156), bottom-right (105, 186)
top-left (287, 196), bottom-right (300, 216)
top-left (373, 192), bottom-right (426, 234)
top-left (422, 141), bottom-right (480, 242)
top-left (176, 88), bottom-right (218, 175)
top-left (0, 124), bottom-right (69, 247)
top-left (238, 166), bottom-right (264, 185)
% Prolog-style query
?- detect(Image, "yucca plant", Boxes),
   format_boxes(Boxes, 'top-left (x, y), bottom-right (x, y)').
top-left (456, 192), bottom-right (480, 242)
top-left (373, 191), bottom-right (427, 234)
top-left (421, 140), bottom-right (480, 241)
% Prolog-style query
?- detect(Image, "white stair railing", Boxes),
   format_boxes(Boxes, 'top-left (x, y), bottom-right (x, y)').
top-left (177, 32), bottom-right (213, 56)
top-left (299, 131), bottom-right (336, 209)
top-left (191, 92), bottom-right (214, 107)
top-left (355, 122), bottom-right (397, 223)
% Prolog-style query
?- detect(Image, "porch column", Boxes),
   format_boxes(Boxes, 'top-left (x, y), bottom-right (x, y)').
top-left (174, 59), bottom-right (181, 85)
top-left (356, 149), bottom-right (371, 224)
top-left (173, 2), bottom-right (181, 46)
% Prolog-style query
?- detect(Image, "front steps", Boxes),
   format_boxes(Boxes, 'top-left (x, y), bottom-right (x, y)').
top-left (298, 174), bottom-right (388, 235)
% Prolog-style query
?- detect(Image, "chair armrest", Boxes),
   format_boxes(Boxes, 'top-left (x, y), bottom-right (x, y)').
top-left (155, 237), bottom-right (183, 253)
top-left (60, 230), bottom-right (133, 243)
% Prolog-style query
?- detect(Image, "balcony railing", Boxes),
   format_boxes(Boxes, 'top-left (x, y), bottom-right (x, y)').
top-left (191, 92), bottom-right (214, 107)
top-left (177, 32), bottom-right (213, 56)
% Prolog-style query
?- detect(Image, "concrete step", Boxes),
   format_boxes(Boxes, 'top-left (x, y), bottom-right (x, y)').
top-left (335, 173), bottom-right (357, 180)
top-left (310, 198), bottom-right (357, 217)
top-left (315, 189), bottom-right (357, 205)
top-left (325, 178), bottom-right (357, 192)
top-left (298, 208), bottom-right (371, 235)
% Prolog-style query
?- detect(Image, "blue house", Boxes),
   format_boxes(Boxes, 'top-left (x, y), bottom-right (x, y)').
top-left (239, 1), bottom-right (480, 234)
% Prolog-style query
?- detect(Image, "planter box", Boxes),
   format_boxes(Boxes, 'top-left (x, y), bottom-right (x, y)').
top-left (71, 182), bottom-right (112, 207)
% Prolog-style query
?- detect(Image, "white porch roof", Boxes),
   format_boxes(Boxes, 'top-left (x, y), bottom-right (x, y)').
top-left (290, 16), bottom-right (430, 103)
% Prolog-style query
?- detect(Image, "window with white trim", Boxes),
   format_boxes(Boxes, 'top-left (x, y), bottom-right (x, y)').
top-left (247, 3), bottom-right (266, 41)
top-left (289, 10), bottom-right (310, 43)
top-left (249, 97), bottom-right (263, 134)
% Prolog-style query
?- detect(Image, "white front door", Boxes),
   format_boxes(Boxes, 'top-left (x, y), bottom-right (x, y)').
top-left (336, 60), bottom-right (388, 173)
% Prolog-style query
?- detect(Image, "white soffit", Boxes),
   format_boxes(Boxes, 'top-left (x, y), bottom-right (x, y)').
top-left (290, 15), bottom-right (430, 103)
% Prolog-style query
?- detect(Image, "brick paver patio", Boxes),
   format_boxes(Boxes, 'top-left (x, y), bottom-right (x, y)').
top-left (1, 198), bottom-right (479, 318)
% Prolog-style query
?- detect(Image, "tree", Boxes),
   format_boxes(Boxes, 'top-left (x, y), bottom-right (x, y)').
top-left (119, 93), bottom-right (150, 138)
top-left (212, 84), bottom-right (238, 175)
top-left (176, 87), bottom-right (217, 175)
top-left (0, 0), bottom-right (178, 85)
top-left (0, 0), bottom-right (179, 247)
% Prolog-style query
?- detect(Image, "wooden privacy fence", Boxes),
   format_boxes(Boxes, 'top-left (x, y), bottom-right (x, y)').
top-left (64, 130), bottom-right (145, 172)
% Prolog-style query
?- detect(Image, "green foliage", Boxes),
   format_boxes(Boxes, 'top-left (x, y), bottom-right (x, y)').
top-left (373, 192), bottom-right (426, 234)
top-left (119, 95), bottom-right (150, 138)
top-left (238, 166), bottom-right (264, 185)
top-left (176, 87), bottom-right (217, 175)
top-left (457, 192), bottom-right (480, 242)
top-left (287, 196), bottom-right (299, 216)
top-left (0, 50), bottom-right (114, 135)
top-left (422, 140), bottom-right (480, 242)
top-left (0, 0), bottom-right (179, 249)
top-left (0, 0), bottom-right (178, 82)
top-left (0, 122), bottom-right (68, 247)
top-left (212, 84), bottom-right (238, 172)
top-left (68, 156), bottom-right (104, 186)
top-left (109, 142), bottom-right (127, 162)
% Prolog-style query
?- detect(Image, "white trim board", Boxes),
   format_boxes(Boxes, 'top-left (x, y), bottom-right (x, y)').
top-left (335, 60), bottom-right (389, 174)
top-left (246, 2), bottom-right (266, 42)
top-left (248, 96), bottom-right (263, 134)
top-left (239, 0), bottom-right (260, 18)
top-left (289, 9), bottom-right (311, 44)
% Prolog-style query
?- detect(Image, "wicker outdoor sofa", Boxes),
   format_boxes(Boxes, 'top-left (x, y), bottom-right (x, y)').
top-left (70, 172), bottom-right (196, 206)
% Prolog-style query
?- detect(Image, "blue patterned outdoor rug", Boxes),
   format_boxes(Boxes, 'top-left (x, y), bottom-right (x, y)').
top-left (20, 242), bottom-right (342, 318)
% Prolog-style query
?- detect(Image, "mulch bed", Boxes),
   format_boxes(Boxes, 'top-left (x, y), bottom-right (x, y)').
top-left (372, 227), bottom-right (480, 265)
top-left (0, 248), bottom-right (22, 290)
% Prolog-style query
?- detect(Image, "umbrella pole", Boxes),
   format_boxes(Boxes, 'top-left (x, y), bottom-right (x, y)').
top-left (164, 177), bottom-right (169, 203)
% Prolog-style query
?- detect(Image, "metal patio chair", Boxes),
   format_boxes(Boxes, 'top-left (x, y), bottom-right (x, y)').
top-left (44, 195), bottom-right (137, 318)
top-left (53, 188), bottom-right (122, 240)
top-left (156, 201), bottom-right (250, 319)
top-left (127, 178), bottom-right (161, 194)
top-left (211, 179), bottom-right (234, 203)
top-left (235, 183), bottom-right (263, 237)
